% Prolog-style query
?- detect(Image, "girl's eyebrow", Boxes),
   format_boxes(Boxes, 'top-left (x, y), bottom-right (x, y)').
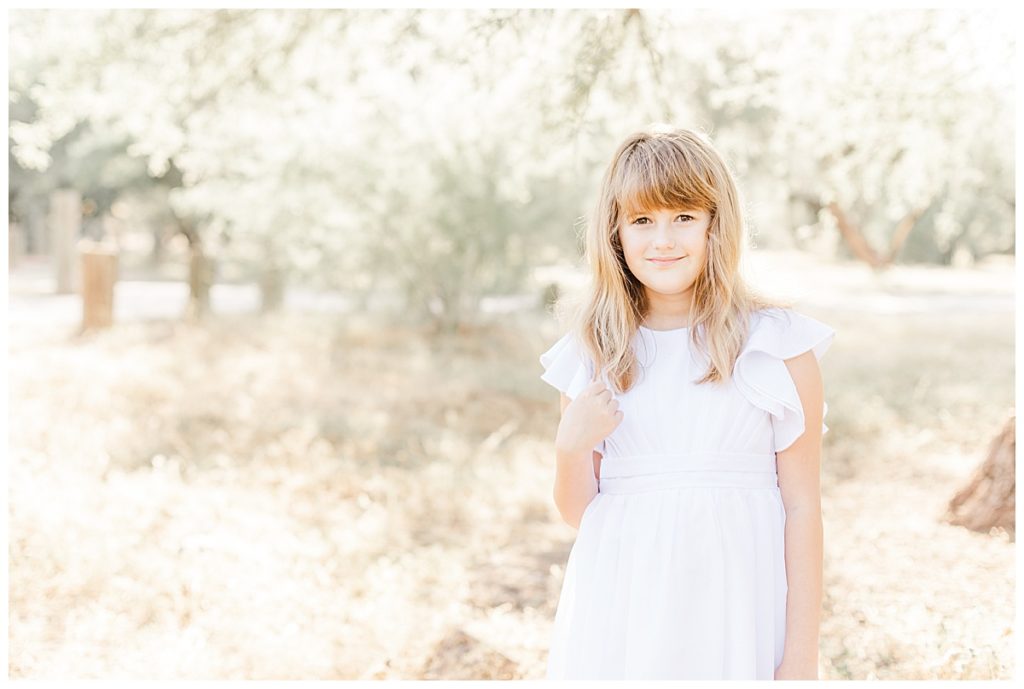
top-left (628, 208), bottom-right (700, 216)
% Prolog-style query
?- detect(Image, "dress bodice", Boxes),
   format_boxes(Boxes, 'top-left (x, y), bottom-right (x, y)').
top-left (539, 307), bottom-right (836, 459)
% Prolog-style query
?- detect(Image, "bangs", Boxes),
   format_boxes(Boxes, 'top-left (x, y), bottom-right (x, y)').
top-left (612, 138), bottom-right (717, 220)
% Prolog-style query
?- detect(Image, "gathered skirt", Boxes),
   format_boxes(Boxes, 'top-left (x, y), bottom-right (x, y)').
top-left (546, 453), bottom-right (789, 680)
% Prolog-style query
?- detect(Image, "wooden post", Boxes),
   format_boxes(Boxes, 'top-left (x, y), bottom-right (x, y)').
top-left (79, 238), bottom-right (119, 331)
top-left (28, 202), bottom-right (45, 254)
top-left (9, 221), bottom-right (24, 269)
top-left (51, 189), bottom-right (82, 294)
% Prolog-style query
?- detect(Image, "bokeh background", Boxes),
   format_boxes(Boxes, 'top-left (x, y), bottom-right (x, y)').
top-left (6, 7), bottom-right (1015, 680)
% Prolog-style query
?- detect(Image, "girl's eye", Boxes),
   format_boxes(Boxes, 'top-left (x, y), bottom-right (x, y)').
top-left (632, 214), bottom-right (694, 224)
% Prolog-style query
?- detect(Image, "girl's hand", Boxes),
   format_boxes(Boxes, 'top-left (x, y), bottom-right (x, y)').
top-left (554, 375), bottom-right (623, 455)
top-left (774, 660), bottom-right (818, 680)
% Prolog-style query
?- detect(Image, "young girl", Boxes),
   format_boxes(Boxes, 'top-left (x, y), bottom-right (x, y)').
top-left (539, 125), bottom-right (835, 680)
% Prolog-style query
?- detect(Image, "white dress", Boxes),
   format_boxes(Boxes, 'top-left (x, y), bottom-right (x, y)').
top-left (539, 307), bottom-right (836, 680)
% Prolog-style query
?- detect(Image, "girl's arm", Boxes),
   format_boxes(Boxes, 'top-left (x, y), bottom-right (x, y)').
top-left (552, 392), bottom-right (601, 529)
top-left (775, 350), bottom-right (826, 680)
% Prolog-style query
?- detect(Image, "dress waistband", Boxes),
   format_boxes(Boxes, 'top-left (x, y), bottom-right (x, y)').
top-left (598, 452), bottom-right (779, 494)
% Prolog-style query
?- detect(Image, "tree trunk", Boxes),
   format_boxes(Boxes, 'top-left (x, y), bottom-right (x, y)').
top-left (259, 265), bottom-right (286, 313)
top-left (945, 414), bottom-right (1015, 540)
top-left (27, 202), bottom-right (46, 254)
top-left (149, 222), bottom-right (169, 267)
top-left (172, 209), bottom-right (212, 322)
top-left (185, 243), bottom-right (213, 321)
top-left (794, 193), bottom-right (927, 269)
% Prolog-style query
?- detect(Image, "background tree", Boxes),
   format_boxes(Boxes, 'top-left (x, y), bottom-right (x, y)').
top-left (765, 9), bottom-right (1014, 267)
top-left (10, 8), bottom-right (1015, 328)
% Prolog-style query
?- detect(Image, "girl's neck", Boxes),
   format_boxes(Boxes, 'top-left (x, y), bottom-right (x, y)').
top-left (642, 313), bottom-right (693, 330)
top-left (643, 291), bottom-right (694, 330)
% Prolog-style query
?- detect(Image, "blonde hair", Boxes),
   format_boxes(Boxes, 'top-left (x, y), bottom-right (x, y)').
top-left (556, 124), bottom-right (791, 393)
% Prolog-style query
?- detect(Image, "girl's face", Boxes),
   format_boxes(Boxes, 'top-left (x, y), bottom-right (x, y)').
top-left (619, 206), bottom-right (712, 303)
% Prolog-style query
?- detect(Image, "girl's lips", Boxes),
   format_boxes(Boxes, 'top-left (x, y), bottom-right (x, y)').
top-left (648, 257), bottom-right (683, 265)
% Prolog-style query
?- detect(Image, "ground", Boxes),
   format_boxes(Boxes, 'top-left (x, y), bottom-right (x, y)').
top-left (7, 250), bottom-right (1014, 679)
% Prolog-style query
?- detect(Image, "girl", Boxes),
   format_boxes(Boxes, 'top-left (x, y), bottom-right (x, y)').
top-left (539, 125), bottom-right (835, 680)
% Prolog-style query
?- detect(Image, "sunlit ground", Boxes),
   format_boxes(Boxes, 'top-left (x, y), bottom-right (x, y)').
top-left (7, 252), bottom-right (1014, 679)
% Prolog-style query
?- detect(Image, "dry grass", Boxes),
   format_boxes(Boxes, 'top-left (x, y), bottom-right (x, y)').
top-left (814, 309), bottom-right (1013, 680)
top-left (7, 261), bottom-right (1014, 679)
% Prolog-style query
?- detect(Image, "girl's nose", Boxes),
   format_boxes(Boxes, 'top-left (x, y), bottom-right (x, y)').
top-left (654, 230), bottom-right (675, 248)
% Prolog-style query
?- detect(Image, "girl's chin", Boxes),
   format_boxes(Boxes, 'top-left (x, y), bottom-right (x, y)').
top-left (644, 282), bottom-right (696, 295)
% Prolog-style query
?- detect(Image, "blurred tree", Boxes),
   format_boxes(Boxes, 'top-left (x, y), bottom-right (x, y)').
top-left (556, 8), bottom-right (1014, 267)
top-left (10, 8), bottom-right (585, 328)
top-left (10, 9), bottom-right (341, 315)
top-left (766, 9), bottom-right (1014, 267)
top-left (9, 35), bottom-right (152, 254)
top-left (946, 414), bottom-right (1015, 541)
top-left (278, 8), bottom-right (608, 330)
top-left (10, 7), bottom-right (1014, 331)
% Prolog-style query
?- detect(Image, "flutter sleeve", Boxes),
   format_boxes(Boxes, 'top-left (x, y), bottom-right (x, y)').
top-left (732, 308), bottom-right (837, 453)
top-left (539, 331), bottom-right (607, 457)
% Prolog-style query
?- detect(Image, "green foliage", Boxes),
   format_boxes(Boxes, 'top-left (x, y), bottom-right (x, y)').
top-left (8, 8), bottom-right (1014, 325)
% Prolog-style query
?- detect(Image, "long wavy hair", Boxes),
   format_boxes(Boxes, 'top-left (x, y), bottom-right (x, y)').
top-left (556, 124), bottom-right (791, 393)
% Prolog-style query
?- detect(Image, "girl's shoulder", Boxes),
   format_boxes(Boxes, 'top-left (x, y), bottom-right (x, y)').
top-left (744, 306), bottom-right (836, 359)
top-left (539, 330), bottom-right (597, 400)
top-left (734, 306), bottom-right (837, 452)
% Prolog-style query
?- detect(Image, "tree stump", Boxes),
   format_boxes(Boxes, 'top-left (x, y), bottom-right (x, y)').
top-left (946, 413), bottom-right (1015, 540)
top-left (78, 238), bottom-right (119, 332)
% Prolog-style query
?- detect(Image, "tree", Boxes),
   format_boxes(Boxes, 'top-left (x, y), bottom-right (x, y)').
top-left (946, 414), bottom-right (1015, 540)
top-left (11, 8), bottom-right (1013, 333)
top-left (765, 9), bottom-right (1014, 266)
